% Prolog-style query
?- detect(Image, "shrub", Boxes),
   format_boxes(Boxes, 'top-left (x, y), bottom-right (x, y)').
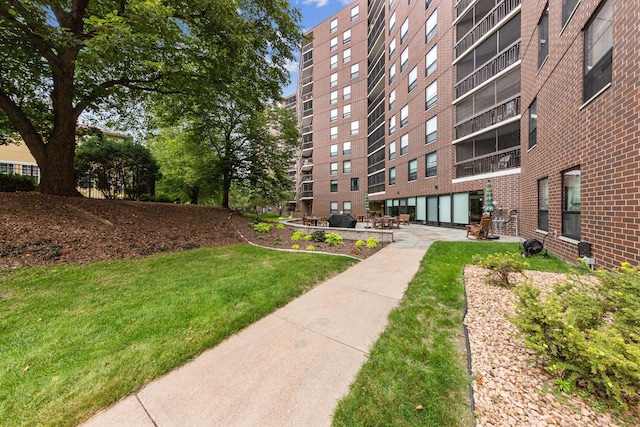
top-left (253, 222), bottom-right (272, 233)
top-left (306, 245), bottom-right (314, 251)
top-left (473, 252), bottom-right (529, 287)
top-left (355, 240), bottom-right (365, 248)
top-left (0, 174), bottom-right (36, 192)
top-left (325, 233), bottom-right (343, 246)
top-left (311, 230), bottom-right (326, 243)
top-left (291, 244), bottom-right (300, 250)
top-left (154, 194), bottom-right (175, 203)
top-left (276, 223), bottom-right (285, 230)
top-left (510, 263), bottom-right (640, 407)
top-left (350, 247), bottom-right (361, 255)
top-left (291, 231), bottom-right (305, 241)
top-left (303, 234), bottom-right (312, 241)
top-left (366, 238), bottom-right (378, 249)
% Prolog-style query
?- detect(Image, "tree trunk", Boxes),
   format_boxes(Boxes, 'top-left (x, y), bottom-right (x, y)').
top-left (37, 140), bottom-right (80, 196)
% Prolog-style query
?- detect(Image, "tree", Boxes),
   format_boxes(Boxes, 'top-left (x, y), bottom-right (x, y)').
top-left (169, 90), bottom-right (300, 209)
top-left (0, 0), bottom-right (302, 196)
top-left (148, 127), bottom-right (219, 204)
top-left (75, 132), bottom-right (160, 200)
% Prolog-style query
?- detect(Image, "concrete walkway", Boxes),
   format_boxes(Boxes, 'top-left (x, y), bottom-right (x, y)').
top-left (82, 225), bottom-right (519, 427)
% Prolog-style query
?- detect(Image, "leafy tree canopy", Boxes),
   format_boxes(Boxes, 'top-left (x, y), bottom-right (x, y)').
top-left (0, 0), bottom-right (302, 195)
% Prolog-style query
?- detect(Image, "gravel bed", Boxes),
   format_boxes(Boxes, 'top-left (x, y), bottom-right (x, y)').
top-left (464, 265), bottom-right (632, 427)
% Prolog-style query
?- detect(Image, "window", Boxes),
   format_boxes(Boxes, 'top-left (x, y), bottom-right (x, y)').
top-left (529, 99), bottom-right (537, 149)
top-left (425, 152), bottom-right (437, 177)
top-left (350, 63), bottom-right (359, 78)
top-left (400, 104), bottom-right (409, 127)
top-left (538, 6), bottom-right (549, 69)
top-left (425, 45), bottom-right (437, 77)
top-left (389, 141), bottom-right (396, 160)
top-left (330, 73), bottom-right (338, 87)
top-left (351, 5), bottom-right (359, 21)
top-left (343, 85), bottom-right (351, 100)
top-left (562, 167), bottom-right (581, 240)
top-left (330, 18), bottom-right (338, 33)
top-left (330, 36), bottom-right (338, 51)
top-left (389, 115), bottom-right (396, 135)
top-left (389, 38), bottom-right (396, 59)
top-left (400, 18), bottom-right (409, 44)
top-left (343, 141), bottom-right (351, 155)
top-left (343, 28), bottom-right (351, 43)
top-left (343, 104), bottom-right (351, 118)
top-left (330, 55), bottom-right (338, 69)
top-left (426, 116), bottom-right (437, 143)
top-left (389, 167), bottom-right (396, 185)
top-left (562, 0), bottom-right (580, 27)
top-left (408, 66), bottom-right (418, 91)
top-left (351, 177), bottom-right (359, 191)
top-left (400, 133), bottom-right (408, 155)
top-left (400, 47), bottom-right (409, 71)
top-left (343, 160), bottom-right (352, 173)
top-left (584, 0), bottom-right (612, 102)
top-left (330, 143), bottom-right (338, 157)
top-left (330, 162), bottom-right (338, 175)
top-left (408, 159), bottom-right (418, 181)
top-left (389, 89), bottom-right (396, 110)
top-left (343, 201), bottom-right (352, 214)
top-left (350, 121), bottom-right (359, 135)
top-left (331, 180), bottom-right (338, 192)
top-left (425, 80), bottom-right (437, 110)
top-left (343, 48), bottom-right (351, 63)
top-left (330, 201), bottom-right (338, 214)
top-left (22, 164), bottom-right (39, 178)
top-left (389, 11), bottom-right (396, 34)
top-left (538, 178), bottom-right (548, 231)
top-left (425, 10), bottom-right (437, 43)
top-left (426, 0), bottom-right (433, 9)
top-left (389, 63), bottom-right (396, 84)
top-left (330, 126), bottom-right (338, 140)
top-left (0, 163), bottom-right (15, 174)
top-left (330, 90), bottom-right (338, 104)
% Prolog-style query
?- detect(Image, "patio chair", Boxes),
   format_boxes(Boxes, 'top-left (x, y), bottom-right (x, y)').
top-left (466, 215), bottom-right (492, 240)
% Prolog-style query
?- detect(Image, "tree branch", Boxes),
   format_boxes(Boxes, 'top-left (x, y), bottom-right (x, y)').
top-left (0, 89), bottom-right (44, 157)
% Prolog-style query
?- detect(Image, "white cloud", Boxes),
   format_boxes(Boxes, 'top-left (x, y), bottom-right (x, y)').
top-left (285, 60), bottom-right (300, 72)
top-left (302, 0), bottom-right (330, 8)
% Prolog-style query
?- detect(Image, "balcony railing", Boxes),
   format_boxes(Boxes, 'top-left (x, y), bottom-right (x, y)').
top-left (367, 53), bottom-right (385, 93)
top-left (455, 42), bottom-right (520, 99)
top-left (299, 174), bottom-right (313, 183)
top-left (301, 140), bottom-right (313, 151)
top-left (301, 75), bottom-right (313, 86)
top-left (455, 97), bottom-right (520, 140)
top-left (455, 148), bottom-right (521, 178)
top-left (302, 125), bottom-right (312, 134)
top-left (455, 0), bottom-right (521, 59)
top-left (455, 0), bottom-right (474, 17)
top-left (368, 9), bottom-right (385, 48)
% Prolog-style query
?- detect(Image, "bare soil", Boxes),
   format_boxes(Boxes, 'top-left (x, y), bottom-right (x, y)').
top-left (0, 193), bottom-right (380, 270)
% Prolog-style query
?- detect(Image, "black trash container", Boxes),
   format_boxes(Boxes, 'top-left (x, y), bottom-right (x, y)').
top-left (327, 214), bottom-right (357, 228)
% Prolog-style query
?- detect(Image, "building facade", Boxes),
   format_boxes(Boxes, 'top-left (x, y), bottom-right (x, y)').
top-left (296, 0), bottom-right (640, 269)
top-left (519, 0), bottom-right (640, 269)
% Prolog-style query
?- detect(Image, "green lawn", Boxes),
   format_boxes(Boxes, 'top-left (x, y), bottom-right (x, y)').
top-left (0, 244), bottom-right (357, 427)
top-left (333, 242), bottom-right (573, 427)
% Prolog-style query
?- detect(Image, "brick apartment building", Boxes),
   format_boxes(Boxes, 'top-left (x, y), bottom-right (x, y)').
top-left (295, 0), bottom-right (639, 269)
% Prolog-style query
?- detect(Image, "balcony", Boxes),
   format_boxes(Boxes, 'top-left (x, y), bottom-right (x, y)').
top-left (368, 8), bottom-right (385, 49)
top-left (455, 0), bottom-right (521, 59)
top-left (455, 42), bottom-right (520, 99)
top-left (300, 132), bottom-right (313, 157)
top-left (299, 174), bottom-right (313, 183)
top-left (455, 148), bottom-right (520, 178)
top-left (455, 0), bottom-right (474, 18)
top-left (455, 97), bottom-right (520, 140)
top-left (300, 182), bottom-right (313, 200)
top-left (300, 158), bottom-right (313, 172)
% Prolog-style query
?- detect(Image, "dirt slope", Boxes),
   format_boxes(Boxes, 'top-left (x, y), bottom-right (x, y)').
top-left (0, 193), bottom-right (374, 270)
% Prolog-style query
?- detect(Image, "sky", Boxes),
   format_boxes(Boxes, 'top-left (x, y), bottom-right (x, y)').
top-left (281, 0), bottom-right (356, 96)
